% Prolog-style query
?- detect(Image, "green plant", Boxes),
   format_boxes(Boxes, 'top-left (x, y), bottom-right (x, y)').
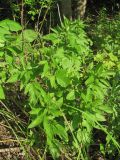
top-left (0, 17), bottom-right (120, 159)
top-left (0, 0), bottom-right (56, 34)
top-left (87, 11), bottom-right (120, 158)
top-left (0, 19), bottom-right (39, 158)
top-left (37, 17), bottom-right (120, 159)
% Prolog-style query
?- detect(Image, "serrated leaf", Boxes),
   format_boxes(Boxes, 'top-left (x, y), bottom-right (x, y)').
top-left (43, 116), bottom-right (53, 140)
top-left (5, 55), bottom-right (13, 64)
top-left (0, 71), bottom-right (6, 82)
top-left (0, 19), bottom-right (22, 32)
top-left (95, 113), bottom-right (106, 121)
top-left (22, 29), bottom-right (38, 42)
top-left (28, 109), bottom-right (45, 128)
top-left (56, 69), bottom-right (70, 88)
top-left (56, 97), bottom-right (63, 108)
top-left (99, 79), bottom-right (110, 87)
top-left (93, 85), bottom-right (105, 99)
top-left (43, 33), bottom-right (60, 44)
top-left (77, 128), bottom-right (90, 144)
top-left (42, 62), bottom-right (49, 77)
top-left (0, 85), bottom-right (5, 99)
top-left (29, 108), bottom-right (41, 115)
top-left (49, 107), bottom-right (62, 117)
top-left (0, 27), bottom-right (11, 42)
top-left (0, 27), bottom-right (11, 35)
top-left (66, 90), bottom-right (75, 100)
top-left (48, 139), bottom-right (60, 159)
top-left (72, 114), bottom-right (80, 130)
top-left (7, 73), bottom-right (19, 83)
top-left (52, 121), bottom-right (68, 141)
top-left (50, 75), bottom-right (56, 88)
top-left (85, 75), bottom-right (94, 85)
top-left (109, 53), bottom-right (118, 62)
top-left (99, 105), bottom-right (113, 113)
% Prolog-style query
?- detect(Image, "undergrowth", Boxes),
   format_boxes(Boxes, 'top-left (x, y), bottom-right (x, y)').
top-left (0, 12), bottom-right (120, 160)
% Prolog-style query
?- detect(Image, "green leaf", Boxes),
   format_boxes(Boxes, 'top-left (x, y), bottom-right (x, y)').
top-left (109, 53), bottom-right (118, 62)
top-left (95, 113), bottom-right (106, 122)
top-left (93, 85), bottom-right (105, 99)
top-left (0, 85), bottom-right (5, 99)
top-left (29, 108), bottom-right (41, 115)
top-left (56, 69), bottom-right (70, 88)
top-left (0, 19), bottom-right (22, 32)
top-left (57, 97), bottom-right (63, 106)
top-left (0, 52), bottom-right (4, 57)
top-left (52, 121), bottom-right (68, 141)
top-left (43, 33), bottom-right (60, 44)
top-left (0, 27), bottom-right (11, 35)
top-left (50, 75), bottom-right (56, 88)
top-left (28, 108), bottom-right (46, 128)
top-left (48, 139), bottom-right (60, 159)
top-left (7, 73), bottom-right (19, 83)
top-left (99, 79), bottom-right (110, 87)
top-left (43, 116), bottom-right (53, 140)
top-left (0, 62), bottom-right (6, 67)
top-left (0, 71), bottom-right (6, 82)
top-left (77, 128), bottom-right (91, 144)
top-left (21, 29), bottom-right (38, 42)
top-left (99, 105), bottom-right (113, 113)
top-left (85, 75), bottom-right (94, 85)
top-left (72, 114), bottom-right (80, 130)
top-left (42, 62), bottom-right (50, 77)
top-left (0, 27), bottom-right (11, 41)
top-left (0, 40), bottom-right (5, 47)
top-left (56, 90), bottom-right (63, 97)
top-left (5, 55), bottom-right (13, 64)
top-left (66, 90), bottom-right (75, 100)
top-left (54, 47), bottom-right (64, 59)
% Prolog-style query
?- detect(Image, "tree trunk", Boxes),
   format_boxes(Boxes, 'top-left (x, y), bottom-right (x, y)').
top-left (60, 0), bottom-right (72, 20)
top-left (75, 0), bottom-right (87, 19)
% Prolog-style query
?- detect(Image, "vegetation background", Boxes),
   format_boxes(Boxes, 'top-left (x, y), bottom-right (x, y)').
top-left (0, 0), bottom-right (120, 159)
